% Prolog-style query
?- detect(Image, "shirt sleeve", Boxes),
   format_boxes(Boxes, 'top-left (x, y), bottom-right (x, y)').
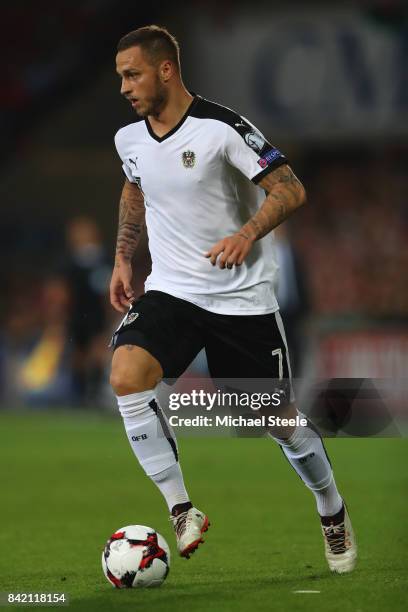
top-left (114, 129), bottom-right (138, 184)
top-left (224, 117), bottom-right (288, 184)
top-left (121, 161), bottom-right (135, 183)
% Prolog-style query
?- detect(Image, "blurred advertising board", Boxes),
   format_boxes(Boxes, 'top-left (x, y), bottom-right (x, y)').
top-left (188, 8), bottom-right (408, 140)
top-left (317, 331), bottom-right (408, 378)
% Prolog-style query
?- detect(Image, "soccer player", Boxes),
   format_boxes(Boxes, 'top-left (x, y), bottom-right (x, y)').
top-left (109, 25), bottom-right (357, 572)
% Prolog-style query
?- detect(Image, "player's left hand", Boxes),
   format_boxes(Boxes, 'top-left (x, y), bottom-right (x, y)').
top-left (205, 232), bottom-right (255, 269)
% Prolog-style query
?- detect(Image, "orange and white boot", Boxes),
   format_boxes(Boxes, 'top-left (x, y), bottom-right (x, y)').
top-left (321, 503), bottom-right (357, 573)
top-left (170, 506), bottom-right (210, 559)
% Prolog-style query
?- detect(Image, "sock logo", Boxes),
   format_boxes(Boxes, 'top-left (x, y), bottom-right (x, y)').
top-left (131, 434), bottom-right (148, 441)
top-left (298, 452), bottom-right (315, 464)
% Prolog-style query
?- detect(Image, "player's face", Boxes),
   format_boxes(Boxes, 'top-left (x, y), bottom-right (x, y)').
top-left (116, 46), bottom-right (168, 117)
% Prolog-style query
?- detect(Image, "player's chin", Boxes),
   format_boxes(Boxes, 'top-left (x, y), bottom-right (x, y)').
top-left (135, 103), bottom-right (153, 118)
top-left (130, 101), bottom-right (146, 117)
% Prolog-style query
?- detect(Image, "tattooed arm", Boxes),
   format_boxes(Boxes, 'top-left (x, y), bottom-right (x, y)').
top-left (241, 164), bottom-right (306, 240)
top-left (110, 179), bottom-right (145, 312)
top-left (206, 164), bottom-right (306, 269)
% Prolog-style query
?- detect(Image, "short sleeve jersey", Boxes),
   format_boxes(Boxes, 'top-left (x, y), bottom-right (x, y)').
top-left (114, 95), bottom-right (287, 315)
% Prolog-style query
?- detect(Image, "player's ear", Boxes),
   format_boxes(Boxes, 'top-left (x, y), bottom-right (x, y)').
top-left (159, 60), bottom-right (173, 83)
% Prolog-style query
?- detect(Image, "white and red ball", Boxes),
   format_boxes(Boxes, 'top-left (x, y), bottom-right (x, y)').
top-left (102, 525), bottom-right (170, 588)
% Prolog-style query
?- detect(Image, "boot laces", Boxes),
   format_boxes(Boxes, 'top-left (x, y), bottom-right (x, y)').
top-left (170, 510), bottom-right (190, 538)
top-left (322, 521), bottom-right (347, 554)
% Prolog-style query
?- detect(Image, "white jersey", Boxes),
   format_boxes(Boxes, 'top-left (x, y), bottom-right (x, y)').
top-left (114, 95), bottom-right (287, 315)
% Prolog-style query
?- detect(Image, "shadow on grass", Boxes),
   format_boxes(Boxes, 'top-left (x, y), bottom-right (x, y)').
top-left (68, 570), bottom-right (337, 611)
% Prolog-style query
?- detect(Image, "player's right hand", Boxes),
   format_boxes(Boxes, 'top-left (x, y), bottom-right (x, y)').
top-left (110, 260), bottom-right (135, 313)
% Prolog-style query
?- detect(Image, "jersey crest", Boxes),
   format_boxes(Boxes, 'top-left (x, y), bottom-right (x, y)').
top-left (125, 312), bottom-right (139, 325)
top-left (182, 150), bottom-right (196, 168)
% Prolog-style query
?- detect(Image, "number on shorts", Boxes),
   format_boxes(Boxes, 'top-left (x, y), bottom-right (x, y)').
top-left (271, 348), bottom-right (283, 380)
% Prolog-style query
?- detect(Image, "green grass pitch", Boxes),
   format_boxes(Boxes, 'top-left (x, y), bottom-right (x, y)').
top-left (1, 410), bottom-right (407, 611)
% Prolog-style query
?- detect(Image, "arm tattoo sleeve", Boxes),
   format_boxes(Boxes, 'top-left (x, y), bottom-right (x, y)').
top-left (242, 165), bottom-right (306, 240)
top-left (115, 179), bottom-right (145, 264)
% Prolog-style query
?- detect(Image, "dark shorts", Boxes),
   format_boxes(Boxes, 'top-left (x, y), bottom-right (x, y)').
top-left (111, 290), bottom-right (293, 384)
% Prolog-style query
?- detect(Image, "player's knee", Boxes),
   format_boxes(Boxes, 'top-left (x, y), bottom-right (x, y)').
top-left (110, 346), bottom-right (163, 395)
top-left (110, 364), bottom-right (160, 395)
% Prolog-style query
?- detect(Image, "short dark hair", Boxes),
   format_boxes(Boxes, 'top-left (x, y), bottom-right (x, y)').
top-left (117, 25), bottom-right (180, 71)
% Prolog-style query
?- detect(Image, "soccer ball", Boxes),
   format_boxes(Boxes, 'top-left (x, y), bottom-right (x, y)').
top-left (102, 525), bottom-right (170, 588)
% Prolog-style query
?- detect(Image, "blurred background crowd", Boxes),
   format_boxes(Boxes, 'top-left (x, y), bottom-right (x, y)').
top-left (0, 0), bottom-right (407, 409)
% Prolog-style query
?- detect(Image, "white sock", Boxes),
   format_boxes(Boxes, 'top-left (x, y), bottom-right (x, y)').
top-left (150, 463), bottom-right (190, 512)
top-left (271, 414), bottom-right (343, 517)
top-left (117, 389), bottom-right (190, 510)
top-left (313, 476), bottom-right (343, 517)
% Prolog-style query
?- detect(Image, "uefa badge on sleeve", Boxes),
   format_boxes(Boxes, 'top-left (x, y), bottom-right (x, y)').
top-left (182, 150), bottom-right (196, 168)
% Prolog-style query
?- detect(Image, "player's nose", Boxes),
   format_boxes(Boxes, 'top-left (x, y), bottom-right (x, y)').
top-left (120, 78), bottom-right (131, 97)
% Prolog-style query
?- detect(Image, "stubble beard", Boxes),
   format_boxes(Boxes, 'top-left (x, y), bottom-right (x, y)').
top-left (135, 77), bottom-right (168, 118)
